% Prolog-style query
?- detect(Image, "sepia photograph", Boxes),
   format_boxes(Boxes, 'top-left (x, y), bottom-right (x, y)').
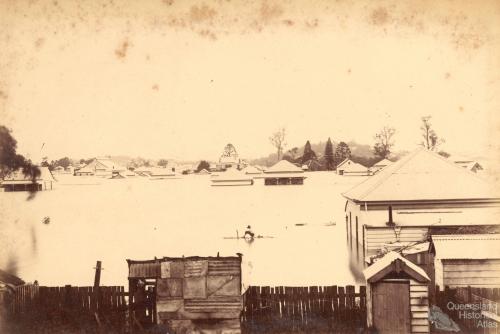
top-left (1, 0), bottom-right (500, 333)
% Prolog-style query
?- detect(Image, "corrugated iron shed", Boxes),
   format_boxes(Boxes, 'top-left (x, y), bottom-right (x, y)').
top-left (430, 234), bottom-right (500, 259)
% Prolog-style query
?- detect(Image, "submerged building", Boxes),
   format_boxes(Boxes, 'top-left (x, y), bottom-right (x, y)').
top-left (263, 160), bottom-right (306, 185)
top-left (336, 159), bottom-right (370, 176)
top-left (74, 157), bottom-right (127, 177)
top-left (1, 167), bottom-right (55, 192)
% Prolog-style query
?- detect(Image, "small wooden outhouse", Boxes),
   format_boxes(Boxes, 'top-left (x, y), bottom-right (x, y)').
top-left (127, 254), bottom-right (243, 333)
top-left (364, 252), bottom-right (431, 334)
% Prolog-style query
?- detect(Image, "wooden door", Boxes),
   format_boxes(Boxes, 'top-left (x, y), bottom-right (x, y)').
top-left (373, 281), bottom-right (410, 334)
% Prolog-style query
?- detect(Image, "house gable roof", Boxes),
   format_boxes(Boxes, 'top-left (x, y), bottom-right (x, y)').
top-left (337, 159), bottom-right (367, 171)
top-left (343, 148), bottom-right (498, 203)
top-left (363, 251), bottom-right (430, 283)
top-left (265, 160), bottom-right (303, 173)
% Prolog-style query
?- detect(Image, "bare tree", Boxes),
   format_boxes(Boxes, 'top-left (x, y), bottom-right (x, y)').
top-left (373, 126), bottom-right (396, 159)
top-left (269, 128), bottom-right (287, 161)
top-left (420, 116), bottom-right (444, 150)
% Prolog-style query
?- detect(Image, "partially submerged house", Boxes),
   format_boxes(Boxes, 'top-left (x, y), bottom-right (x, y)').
top-left (370, 158), bottom-right (392, 174)
top-left (74, 158), bottom-right (126, 177)
top-left (127, 255), bottom-right (242, 333)
top-left (211, 169), bottom-right (254, 186)
top-left (453, 159), bottom-right (484, 173)
top-left (1, 167), bottom-right (55, 192)
top-left (263, 160), bottom-right (306, 185)
top-left (336, 159), bottom-right (369, 176)
top-left (342, 148), bottom-right (500, 265)
top-left (149, 168), bottom-right (178, 180)
top-left (430, 234), bottom-right (500, 288)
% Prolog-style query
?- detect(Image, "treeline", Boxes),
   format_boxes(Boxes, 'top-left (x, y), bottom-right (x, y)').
top-left (280, 139), bottom-right (380, 171)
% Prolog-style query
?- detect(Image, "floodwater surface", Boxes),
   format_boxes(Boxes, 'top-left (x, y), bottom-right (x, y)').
top-left (0, 172), bottom-right (367, 289)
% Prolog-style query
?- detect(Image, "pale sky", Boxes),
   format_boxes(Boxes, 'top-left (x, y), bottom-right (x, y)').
top-left (1, 0), bottom-right (499, 162)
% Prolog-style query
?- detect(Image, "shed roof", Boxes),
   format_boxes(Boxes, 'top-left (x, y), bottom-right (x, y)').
top-left (372, 158), bottom-right (393, 167)
top-left (337, 159), bottom-right (367, 172)
top-left (243, 165), bottom-right (262, 174)
top-left (2, 167), bottom-right (55, 184)
top-left (430, 234), bottom-right (500, 260)
top-left (343, 148), bottom-right (498, 203)
top-left (265, 160), bottom-right (304, 173)
top-left (0, 269), bottom-right (25, 286)
top-left (363, 251), bottom-right (430, 283)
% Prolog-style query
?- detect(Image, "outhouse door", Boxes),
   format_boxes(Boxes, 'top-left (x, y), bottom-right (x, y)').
top-left (372, 281), bottom-right (410, 334)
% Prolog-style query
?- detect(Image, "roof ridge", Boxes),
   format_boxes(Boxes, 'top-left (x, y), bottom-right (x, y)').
top-left (347, 149), bottom-right (421, 200)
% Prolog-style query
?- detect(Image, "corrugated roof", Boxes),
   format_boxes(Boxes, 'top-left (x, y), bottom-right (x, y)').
top-left (363, 251), bottom-right (430, 281)
top-left (373, 158), bottom-right (393, 167)
top-left (243, 166), bottom-right (262, 175)
top-left (343, 148), bottom-right (498, 203)
top-left (337, 159), bottom-right (367, 172)
top-left (431, 234), bottom-right (500, 260)
top-left (2, 167), bottom-right (55, 183)
top-left (265, 160), bottom-right (304, 173)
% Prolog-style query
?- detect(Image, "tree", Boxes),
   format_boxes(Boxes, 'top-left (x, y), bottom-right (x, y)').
top-left (334, 141), bottom-right (351, 167)
top-left (269, 128), bottom-right (287, 161)
top-left (300, 140), bottom-right (316, 164)
top-left (196, 160), bottom-right (210, 172)
top-left (323, 138), bottom-right (334, 170)
top-left (373, 126), bottom-right (396, 159)
top-left (282, 147), bottom-right (299, 163)
top-left (420, 116), bottom-right (444, 151)
top-left (157, 159), bottom-right (169, 167)
top-left (56, 157), bottom-right (71, 168)
top-left (0, 125), bottom-right (40, 184)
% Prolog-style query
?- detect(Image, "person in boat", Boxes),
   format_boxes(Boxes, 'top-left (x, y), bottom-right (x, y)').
top-left (244, 225), bottom-right (255, 239)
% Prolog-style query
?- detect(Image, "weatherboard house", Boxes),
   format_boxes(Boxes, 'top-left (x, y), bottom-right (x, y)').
top-left (336, 158), bottom-right (370, 176)
top-left (1, 167), bottom-right (55, 192)
top-left (74, 158), bottom-right (127, 177)
top-left (263, 160), bottom-right (306, 185)
top-left (342, 148), bottom-right (500, 269)
top-left (429, 234), bottom-right (500, 288)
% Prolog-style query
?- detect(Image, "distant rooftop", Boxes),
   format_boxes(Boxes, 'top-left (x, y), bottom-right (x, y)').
top-left (265, 160), bottom-right (304, 174)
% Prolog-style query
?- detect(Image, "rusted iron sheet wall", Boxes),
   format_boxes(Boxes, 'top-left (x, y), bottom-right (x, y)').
top-left (156, 257), bottom-right (242, 323)
top-left (128, 261), bottom-right (161, 278)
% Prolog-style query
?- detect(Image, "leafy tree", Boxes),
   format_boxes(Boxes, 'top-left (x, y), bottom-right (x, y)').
top-left (157, 159), bottom-right (169, 167)
top-left (56, 157), bottom-right (71, 168)
top-left (0, 125), bottom-right (40, 189)
top-left (373, 126), bottom-right (396, 159)
top-left (196, 160), bottom-right (210, 172)
top-left (282, 147), bottom-right (299, 163)
top-left (420, 116), bottom-right (444, 150)
top-left (323, 138), bottom-right (334, 170)
top-left (301, 140), bottom-right (317, 164)
top-left (269, 128), bottom-right (287, 161)
top-left (334, 141), bottom-right (351, 167)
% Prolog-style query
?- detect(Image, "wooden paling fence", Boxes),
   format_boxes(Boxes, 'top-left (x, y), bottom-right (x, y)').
top-left (436, 286), bottom-right (500, 334)
top-left (242, 285), bottom-right (366, 333)
top-left (7, 284), bottom-right (128, 333)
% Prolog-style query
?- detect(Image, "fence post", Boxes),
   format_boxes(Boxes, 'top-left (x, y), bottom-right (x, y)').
top-left (92, 261), bottom-right (102, 314)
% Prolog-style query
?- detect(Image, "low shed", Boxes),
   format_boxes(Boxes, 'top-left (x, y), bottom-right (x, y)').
top-left (364, 252), bottom-right (431, 334)
top-left (430, 234), bottom-right (500, 288)
top-left (127, 254), bottom-right (243, 333)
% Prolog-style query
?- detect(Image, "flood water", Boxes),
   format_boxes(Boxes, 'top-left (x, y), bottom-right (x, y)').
top-left (0, 172), bottom-right (367, 289)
